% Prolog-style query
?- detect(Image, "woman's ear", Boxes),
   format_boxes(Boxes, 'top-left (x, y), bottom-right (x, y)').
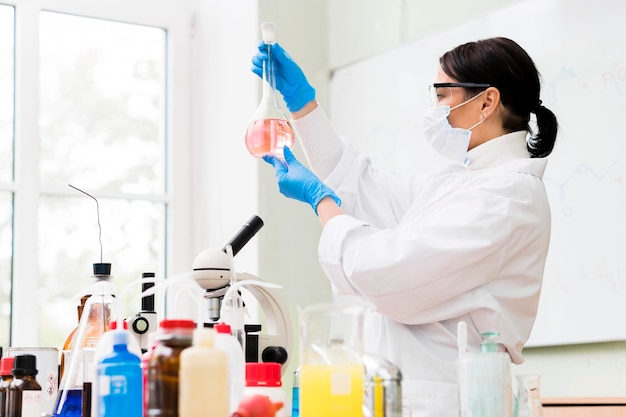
top-left (481, 86), bottom-right (501, 118)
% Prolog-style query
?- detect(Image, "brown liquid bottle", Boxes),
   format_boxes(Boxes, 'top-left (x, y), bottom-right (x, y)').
top-left (0, 356), bottom-right (15, 417)
top-left (59, 295), bottom-right (90, 380)
top-left (145, 319), bottom-right (195, 417)
top-left (7, 355), bottom-right (41, 417)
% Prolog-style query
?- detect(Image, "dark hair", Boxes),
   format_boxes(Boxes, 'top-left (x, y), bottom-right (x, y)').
top-left (440, 37), bottom-right (558, 158)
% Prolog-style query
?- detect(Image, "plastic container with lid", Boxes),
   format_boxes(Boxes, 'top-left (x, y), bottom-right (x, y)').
top-left (179, 327), bottom-right (228, 417)
top-left (145, 319), bottom-right (195, 417)
top-left (97, 330), bottom-right (142, 417)
top-left (214, 322), bottom-right (245, 414)
top-left (0, 356), bottom-right (15, 415)
top-left (243, 362), bottom-right (287, 417)
top-left (91, 322), bottom-right (142, 417)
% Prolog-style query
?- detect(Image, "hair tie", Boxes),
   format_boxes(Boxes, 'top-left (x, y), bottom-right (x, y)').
top-left (533, 99), bottom-right (543, 112)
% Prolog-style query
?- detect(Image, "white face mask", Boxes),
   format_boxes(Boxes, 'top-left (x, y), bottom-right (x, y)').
top-left (423, 92), bottom-right (486, 163)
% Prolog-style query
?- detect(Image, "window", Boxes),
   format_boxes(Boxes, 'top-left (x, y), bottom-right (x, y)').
top-left (0, 4), bottom-right (15, 345)
top-left (7, 0), bottom-right (192, 347)
top-left (38, 12), bottom-right (168, 347)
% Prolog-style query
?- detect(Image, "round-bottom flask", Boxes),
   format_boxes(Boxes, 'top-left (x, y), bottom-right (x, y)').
top-left (245, 22), bottom-right (294, 160)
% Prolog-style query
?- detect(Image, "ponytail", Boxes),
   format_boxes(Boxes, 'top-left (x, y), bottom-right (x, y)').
top-left (527, 104), bottom-right (558, 158)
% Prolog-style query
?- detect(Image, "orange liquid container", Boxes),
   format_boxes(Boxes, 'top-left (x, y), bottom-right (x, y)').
top-left (60, 295), bottom-right (90, 379)
top-left (245, 22), bottom-right (294, 159)
top-left (245, 119), bottom-right (294, 158)
top-left (299, 363), bottom-right (363, 417)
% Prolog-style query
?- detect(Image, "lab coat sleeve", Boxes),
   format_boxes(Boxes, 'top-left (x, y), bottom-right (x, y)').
top-left (291, 105), bottom-right (344, 181)
top-left (319, 169), bottom-right (550, 325)
top-left (293, 105), bottom-right (426, 228)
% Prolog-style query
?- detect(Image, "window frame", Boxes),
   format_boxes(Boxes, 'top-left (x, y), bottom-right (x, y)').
top-left (7, 0), bottom-right (193, 346)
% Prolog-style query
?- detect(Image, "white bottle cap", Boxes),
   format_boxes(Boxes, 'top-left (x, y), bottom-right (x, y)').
top-left (111, 329), bottom-right (129, 346)
top-left (193, 327), bottom-right (216, 347)
top-left (260, 22), bottom-right (276, 44)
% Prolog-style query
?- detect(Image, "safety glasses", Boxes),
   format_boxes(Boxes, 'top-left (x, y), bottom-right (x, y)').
top-left (429, 82), bottom-right (491, 107)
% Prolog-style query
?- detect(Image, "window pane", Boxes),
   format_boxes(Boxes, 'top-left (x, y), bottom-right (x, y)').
top-left (39, 12), bottom-right (166, 194)
top-left (0, 192), bottom-right (12, 346)
top-left (38, 196), bottom-right (166, 347)
top-left (0, 5), bottom-right (14, 183)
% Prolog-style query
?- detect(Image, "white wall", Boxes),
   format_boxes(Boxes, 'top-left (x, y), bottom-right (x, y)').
top-left (191, 0), bottom-right (261, 271)
top-left (254, 0), bottom-right (626, 400)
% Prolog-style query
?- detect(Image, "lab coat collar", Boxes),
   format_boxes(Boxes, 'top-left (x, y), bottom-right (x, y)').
top-left (465, 131), bottom-right (546, 177)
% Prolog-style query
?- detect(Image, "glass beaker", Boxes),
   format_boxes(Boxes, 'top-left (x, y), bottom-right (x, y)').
top-left (514, 374), bottom-right (544, 417)
top-left (244, 21), bottom-right (294, 159)
top-left (298, 298), bottom-right (366, 417)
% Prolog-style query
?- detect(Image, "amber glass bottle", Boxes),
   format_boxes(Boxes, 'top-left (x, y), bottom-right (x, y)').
top-left (7, 355), bottom-right (41, 417)
top-left (145, 319), bottom-right (195, 417)
top-left (59, 295), bottom-right (89, 379)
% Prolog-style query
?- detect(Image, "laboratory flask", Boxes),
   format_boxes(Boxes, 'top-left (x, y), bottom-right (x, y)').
top-left (244, 22), bottom-right (294, 159)
top-left (514, 374), bottom-right (544, 417)
top-left (53, 263), bottom-right (118, 417)
top-left (298, 298), bottom-right (366, 417)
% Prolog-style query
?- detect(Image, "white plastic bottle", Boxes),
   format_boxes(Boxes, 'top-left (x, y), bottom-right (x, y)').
top-left (214, 322), bottom-right (246, 414)
top-left (179, 327), bottom-right (228, 417)
top-left (243, 362), bottom-right (287, 417)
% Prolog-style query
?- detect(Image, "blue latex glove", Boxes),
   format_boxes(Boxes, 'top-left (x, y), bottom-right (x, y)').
top-left (251, 41), bottom-right (316, 113)
top-left (263, 147), bottom-right (341, 215)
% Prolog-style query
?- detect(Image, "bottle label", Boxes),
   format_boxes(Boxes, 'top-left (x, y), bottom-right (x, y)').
top-left (99, 375), bottom-right (129, 396)
top-left (20, 391), bottom-right (42, 417)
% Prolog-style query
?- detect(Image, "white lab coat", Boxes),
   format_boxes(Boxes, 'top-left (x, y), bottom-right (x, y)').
top-left (291, 107), bottom-right (551, 417)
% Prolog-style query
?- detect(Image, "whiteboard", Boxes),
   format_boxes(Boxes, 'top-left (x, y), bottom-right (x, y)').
top-left (329, 0), bottom-right (626, 346)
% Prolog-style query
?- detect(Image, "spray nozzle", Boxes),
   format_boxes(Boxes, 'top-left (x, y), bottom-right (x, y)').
top-left (480, 331), bottom-right (500, 353)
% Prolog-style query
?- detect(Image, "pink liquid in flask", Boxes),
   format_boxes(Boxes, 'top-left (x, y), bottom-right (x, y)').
top-left (245, 118), bottom-right (294, 158)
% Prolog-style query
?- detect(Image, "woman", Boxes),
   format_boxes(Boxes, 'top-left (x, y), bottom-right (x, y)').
top-left (254, 37), bottom-right (558, 416)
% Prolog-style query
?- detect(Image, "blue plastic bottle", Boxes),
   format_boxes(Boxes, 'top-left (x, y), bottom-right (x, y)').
top-left (97, 330), bottom-right (142, 417)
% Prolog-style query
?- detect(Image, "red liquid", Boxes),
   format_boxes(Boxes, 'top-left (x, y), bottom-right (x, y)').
top-left (245, 119), bottom-right (294, 158)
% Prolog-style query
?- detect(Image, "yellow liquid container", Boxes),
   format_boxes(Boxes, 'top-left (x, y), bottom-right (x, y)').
top-left (298, 299), bottom-right (367, 417)
top-left (300, 363), bottom-right (364, 417)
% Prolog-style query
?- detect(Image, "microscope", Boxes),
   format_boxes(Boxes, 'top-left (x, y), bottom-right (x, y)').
top-left (192, 215), bottom-right (292, 372)
top-left (126, 215), bottom-right (292, 370)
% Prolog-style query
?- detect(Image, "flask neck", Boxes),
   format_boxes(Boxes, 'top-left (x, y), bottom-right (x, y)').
top-left (261, 59), bottom-right (277, 102)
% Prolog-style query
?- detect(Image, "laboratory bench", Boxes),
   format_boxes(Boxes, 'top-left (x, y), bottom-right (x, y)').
top-left (542, 397), bottom-right (626, 417)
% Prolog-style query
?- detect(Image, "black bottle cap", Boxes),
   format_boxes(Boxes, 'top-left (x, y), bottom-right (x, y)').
top-left (13, 354), bottom-right (37, 375)
top-left (93, 263), bottom-right (111, 276)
